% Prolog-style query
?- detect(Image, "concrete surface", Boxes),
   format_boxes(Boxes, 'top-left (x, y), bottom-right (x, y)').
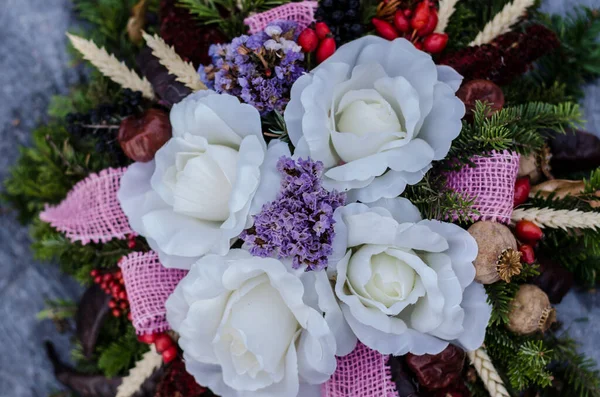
top-left (0, 0), bottom-right (598, 396)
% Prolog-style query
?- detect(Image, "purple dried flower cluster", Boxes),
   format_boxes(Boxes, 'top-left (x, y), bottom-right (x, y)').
top-left (199, 21), bottom-right (305, 115)
top-left (242, 157), bottom-right (346, 271)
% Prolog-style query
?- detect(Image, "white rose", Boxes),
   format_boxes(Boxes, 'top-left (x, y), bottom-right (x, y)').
top-left (284, 37), bottom-right (465, 203)
top-left (166, 250), bottom-right (337, 397)
top-left (309, 198), bottom-right (491, 356)
top-left (118, 91), bottom-right (289, 269)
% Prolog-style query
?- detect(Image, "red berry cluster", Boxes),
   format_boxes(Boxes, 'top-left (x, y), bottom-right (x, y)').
top-left (512, 176), bottom-right (544, 264)
top-left (298, 22), bottom-right (337, 64)
top-left (138, 333), bottom-right (178, 364)
top-left (127, 234), bottom-right (137, 249)
top-left (372, 1), bottom-right (448, 53)
top-left (90, 268), bottom-right (130, 320)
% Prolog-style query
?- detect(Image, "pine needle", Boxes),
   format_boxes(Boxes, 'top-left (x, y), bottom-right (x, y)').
top-left (469, 0), bottom-right (536, 46)
top-left (66, 33), bottom-right (155, 99)
top-left (141, 31), bottom-right (207, 91)
top-left (115, 346), bottom-right (162, 397)
top-left (436, 0), bottom-right (460, 33)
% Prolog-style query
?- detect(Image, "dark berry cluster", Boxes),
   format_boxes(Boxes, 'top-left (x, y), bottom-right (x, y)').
top-left (65, 89), bottom-right (143, 165)
top-left (314, 0), bottom-right (364, 45)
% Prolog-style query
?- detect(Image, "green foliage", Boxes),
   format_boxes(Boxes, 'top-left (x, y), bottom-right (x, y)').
top-left (30, 220), bottom-right (132, 284)
top-left (403, 172), bottom-right (479, 223)
top-left (97, 326), bottom-right (148, 377)
top-left (37, 299), bottom-right (77, 321)
top-left (532, 7), bottom-right (600, 100)
top-left (508, 340), bottom-right (554, 390)
top-left (447, 101), bottom-right (582, 166)
top-left (178, 0), bottom-right (290, 38)
top-left (503, 80), bottom-right (571, 106)
top-left (543, 335), bottom-right (600, 397)
top-left (485, 263), bottom-right (540, 326)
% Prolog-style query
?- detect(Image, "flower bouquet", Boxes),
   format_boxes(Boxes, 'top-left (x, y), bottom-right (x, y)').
top-left (6, 0), bottom-right (600, 396)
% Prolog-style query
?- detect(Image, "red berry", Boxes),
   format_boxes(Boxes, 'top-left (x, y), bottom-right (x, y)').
top-left (103, 273), bottom-right (112, 282)
top-left (423, 33), bottom-right (448, 53)
top-left (127, 312), bottom-right (132, 321)
top-left (519, 244), bottom-right (536, 265)
top-left (411, 1), bottom-right (431, 30)
top-left (112, 309), bottom-right (121, 318)
top-left (414, 41), bottom-right (424, 50)
top-left (128, 239), bottom-right (136, 249)
top-left (316, 37), bottom-right (336, 63)
top-left (372, 18), bottom-right (399, 41)
top-left (119, 291), bottom-right (128, 301)
top-left (515, 220), bottom-right (543, 243)
top-left (111, 286), bottom-right (121, 297)
top-left (514, 177), bottom-right (531, 207)
top-left (119, 278), bottom-right (125, 285)
top-left (297, 28), bottom-right (319, 53)
top-left (137, 333), bottom-right (156, 344)
top-left (90, 269), bottom-right (98, 277)
top-left (94, 276), bottom-right (102, 284)
top-left (119, 301), bottom-right (128, 310)
top-left (393, 10), bottom-right (410, 33)
top-left (162, 346), bottom-right (178, 364)
top-left (315, 22), bottom-right (331, 40)
top-left (154, 333), bottom-right (173, 353)
top-left (100, 281), bottom-right (108, 290)
top-left (115, 270), bottom-right (122, 279)
top-left (404, 9), bottom-right (412, 17)
top-left (417, 9), bottom-right (438, 36)
top-left (108, 300), bottom-right (117, 309)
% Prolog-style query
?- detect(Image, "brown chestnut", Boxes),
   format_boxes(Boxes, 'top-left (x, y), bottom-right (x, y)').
top-left (118, 108), bottom-right (172, 162)
top-left (457, 79), bottom-right (505, 117)
top-left (405, 345), bottom-right (466, 391)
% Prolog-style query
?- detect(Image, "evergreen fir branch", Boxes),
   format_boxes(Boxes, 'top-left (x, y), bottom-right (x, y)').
top-left (402, 172), bottom-right (479, 223)
top-left (533, 7), bottom-right (600, 100)
top-left (503, 80), bottom-right (571, 106)
top-left (178, 0), bottom-right (290, 37)
top-left (447, 101), bottom-right (582, 165)
top-left (544, 335), bottom-right (600, 397)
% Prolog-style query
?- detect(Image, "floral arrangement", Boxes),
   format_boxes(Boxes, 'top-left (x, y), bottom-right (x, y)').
top-left (5, 0), bottom-right (600, 397)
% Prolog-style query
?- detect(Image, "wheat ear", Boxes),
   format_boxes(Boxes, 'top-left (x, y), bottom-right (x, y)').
top-left (512, 207), bottom-right (600, 230)
top-left (469, 0), bottom-right (535, 46)
top-left (468, 349), bottom-right (510, 397)
top-left (66, 33), bottom-right (155, 99)
top-left (115, 346), bottom-right (163, 397)
top-left (435, 0), bottom-right (460, 33)
top-left (142, 31), bottom-right (207, 91)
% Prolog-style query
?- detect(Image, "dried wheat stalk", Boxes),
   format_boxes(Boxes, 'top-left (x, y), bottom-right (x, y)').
top-left (468, 349), bottom-right (511, 397)
top-left (66, 33), bottom-right (155, 99)
top-left (469, 0), bottom-right (535, 46)
top-left (435, 0), bottom-right (460, 33)
top-left (142, 31), bottom-right (207, 91)
top-left (115, 346), bottom-right (163, 397)
top-left (512, 207), bottom-right (600, 230)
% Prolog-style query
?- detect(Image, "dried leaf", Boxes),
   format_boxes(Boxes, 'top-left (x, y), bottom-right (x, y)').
top-left (76, 284), bottom-right (111, 358)
top-left (136, 47), bottom-right (192, 106)
top-left (531, 179), bottom-right (585, 199)
top-left (550, 129), bottom-right (600, 174)
top-left (127, 0), bottom-right (149, 45)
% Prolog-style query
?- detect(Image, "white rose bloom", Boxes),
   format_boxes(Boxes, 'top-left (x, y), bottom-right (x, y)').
top-left (166, 250), bottom-right (337, 397)
top-left (284, 37), bottom-right (465, 203)
top-left (308, 198), bottom-right (491, 356)
top-left (118, 91), bottom-right (289, 269)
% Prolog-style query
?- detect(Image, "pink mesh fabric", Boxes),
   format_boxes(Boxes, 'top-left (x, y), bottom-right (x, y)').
top-left (39, 167), bottom-right (133, 245)
top-left (445, 150), bottom-right (520, 224)
top-left (322, 343), bottom-right (397, 397)
top-left (119, 251), bottom-right (188, 335)
top-left (244, 1), bottom-right (318, 34)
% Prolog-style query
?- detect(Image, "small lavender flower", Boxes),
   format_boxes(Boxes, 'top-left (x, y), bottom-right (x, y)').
top-left (199, 21), bottom-right (305, 115)
top-left (241, 157), bottom-right (346, 271)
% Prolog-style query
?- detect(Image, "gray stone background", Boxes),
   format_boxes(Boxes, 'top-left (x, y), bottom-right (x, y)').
top-left (0, 0), bottom-right (598, 396)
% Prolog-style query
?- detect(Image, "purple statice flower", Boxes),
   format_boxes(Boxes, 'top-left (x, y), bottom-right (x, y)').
top-left (241, 157), bottom-right (346, 271)
top-left (198, 21), bottom-right (305, 115)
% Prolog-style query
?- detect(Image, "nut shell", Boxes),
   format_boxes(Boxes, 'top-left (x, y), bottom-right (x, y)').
top-left (468, 221), bottom-right (518, 284)
top-left (456, 79), bottom-right (505, 117)
top-left (118, 108), bottom-right (172, 162)
top-left (508, 284), bottom-right (555, 335)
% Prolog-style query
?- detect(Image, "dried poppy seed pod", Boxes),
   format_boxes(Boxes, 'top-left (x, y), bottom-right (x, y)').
top-left (468, 221), bottom-right (520, 284)
top-left (508, 284), bottom-right (556, 335)
top-left (118, 108), bottom-right (172, 162)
